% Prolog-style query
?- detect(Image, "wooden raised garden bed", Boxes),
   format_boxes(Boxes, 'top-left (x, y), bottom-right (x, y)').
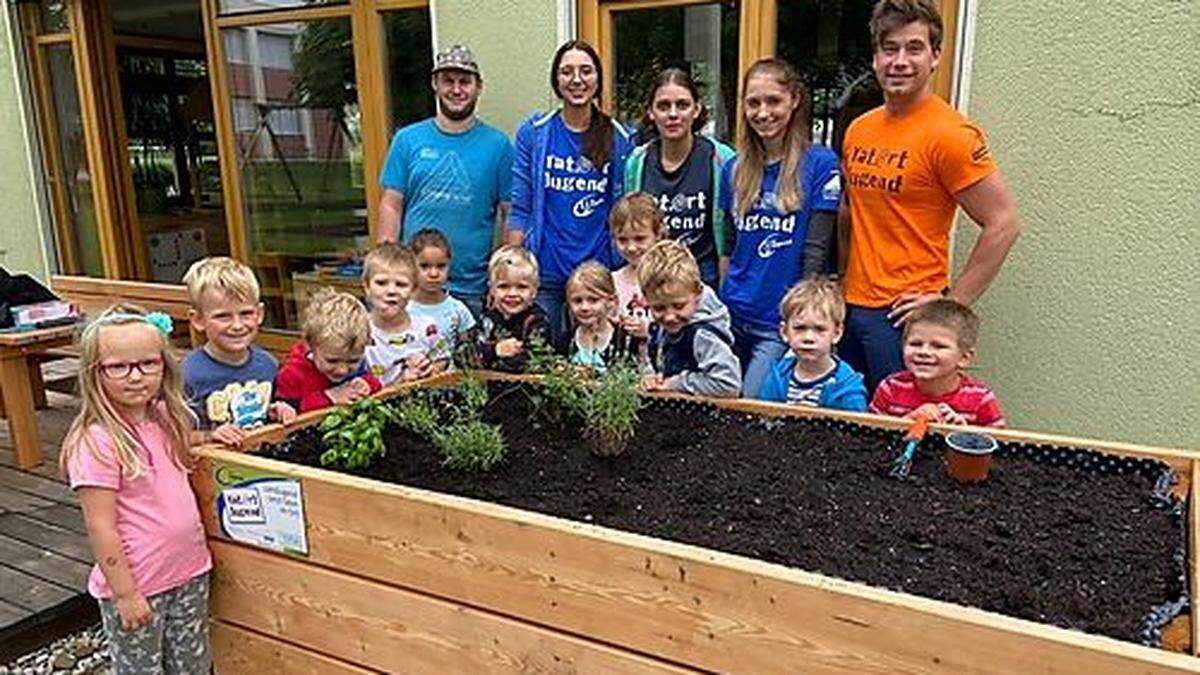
top-left (191, 372), bottom-right (1200, 673)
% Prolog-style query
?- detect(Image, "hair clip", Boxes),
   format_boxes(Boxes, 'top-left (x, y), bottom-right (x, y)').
top-left (98, 311), bottom-right (173, 336)
top-left (144, 312), bottom-right (173, 336)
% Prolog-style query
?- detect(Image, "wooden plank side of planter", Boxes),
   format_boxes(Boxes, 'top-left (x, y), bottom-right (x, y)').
top-left (207, 539), bottom-right (696, 674)
top-left (211, 620), bottom-right (378, 674)
top-left (194, 452), bottom-right (1200, 675)
top-left (1192, 459), bottom-right (1199, 657)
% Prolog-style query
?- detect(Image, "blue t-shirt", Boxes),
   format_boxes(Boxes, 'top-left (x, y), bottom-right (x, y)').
top-left (183, 345), bottom-right (279, 429)
top-left (540, 115), bottom-right (616, 283)
top-left (719, 146), bottom-right (841, 330)
top-left (379, 118), bottom-right (514, 296)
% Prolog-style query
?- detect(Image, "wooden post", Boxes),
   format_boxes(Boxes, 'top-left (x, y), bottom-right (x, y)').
top-left (0, 354), bottom-right (42, 468)
top-left (1191, 460), bottom-right (1199, 656)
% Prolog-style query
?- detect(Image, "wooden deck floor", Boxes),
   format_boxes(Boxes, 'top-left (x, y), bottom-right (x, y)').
top-left (0, 361), bottom-right (96, 659)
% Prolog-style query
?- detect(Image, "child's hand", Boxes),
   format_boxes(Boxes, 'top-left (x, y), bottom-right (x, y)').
top-left (909, 403), bottom-right (943, 423)
top-left (641, 373), bottom-right (667, 392)
top-left (348, 377), bottom-right (372, 399)
top-left (495, 338), bottom-right (524, 358)
top-left (327, 380), bottom-right (366, 406)
top-left (269, 402), bottom-right (297, 425)
top-left (209, 423), bottom-right (245, 448)
top-left (115, 590), bottom-right (152, 632)
top-left (403, 354), bottom-right (433, 380)
top-left (937, 403), bottom-right (967, 426)
top-left (621, 316), bottom-right (650, 340)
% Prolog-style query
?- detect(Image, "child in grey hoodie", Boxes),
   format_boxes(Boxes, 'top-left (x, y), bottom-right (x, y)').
top-left (638, 241), bottom-right (742, 397)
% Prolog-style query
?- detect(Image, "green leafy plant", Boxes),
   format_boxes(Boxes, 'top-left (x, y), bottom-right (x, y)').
top-left (579, 361), bottom-right (643, 457)
top-left (527, 336), bottom-right (586, 419)
top-left (527, 347), bottom-right (643, 457)
top-left (318, 397), bottom-right (396, 469)
top-left (393, 395), bottom-right (439, 437)
top-left (389, 374), bottom-right (507, 471)
top-left (437, 420), bottom-right (506, 471)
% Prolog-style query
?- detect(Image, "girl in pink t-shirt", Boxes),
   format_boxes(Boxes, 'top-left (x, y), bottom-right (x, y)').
top-left (610, 193), bottom-right (666, 350)
top-left (60, 304), bottom-right (211, 673)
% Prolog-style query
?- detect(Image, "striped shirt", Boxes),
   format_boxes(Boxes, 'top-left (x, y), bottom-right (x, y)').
top-left (869, 371), bottom-right (1006, 427)
top-left (786, 362), bottom-right (838, 407)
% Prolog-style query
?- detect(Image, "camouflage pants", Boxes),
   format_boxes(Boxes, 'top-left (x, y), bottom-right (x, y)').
top-left (99, 573), bottom-right (211, 675)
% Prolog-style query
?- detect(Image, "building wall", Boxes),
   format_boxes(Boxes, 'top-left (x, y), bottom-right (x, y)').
top-left (955, 0), bottom-right (1199, 448)
top-left (433, 0), bottom-right (562, 135)
top-left (0, 8), bottom-right (51, 279)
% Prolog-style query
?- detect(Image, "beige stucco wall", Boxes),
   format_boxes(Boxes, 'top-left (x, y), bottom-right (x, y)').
top-left (0, 9), bottom-right (51, 279)
top-left (955, 0), bottom-right (1199, 448)
top-left (433, 0), bottom-right (562, 134)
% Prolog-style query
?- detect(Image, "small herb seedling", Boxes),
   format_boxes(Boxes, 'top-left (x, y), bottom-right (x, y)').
top-left (387, 373), bottom-right (508, 471)
top-left (437, 420), bottom-right (506, 470)
top-left (528, 347), bottom-right (642, 456)
top-left (318, 397), bottom-right (397, 469)
top-left (580, 360), bottom-right (642, 456)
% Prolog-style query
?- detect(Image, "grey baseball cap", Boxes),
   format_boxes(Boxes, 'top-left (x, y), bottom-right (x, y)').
top-left (432, 44), bottom-right (480, 76)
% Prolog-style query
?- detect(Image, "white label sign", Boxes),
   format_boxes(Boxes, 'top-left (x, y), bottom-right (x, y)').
top-left (216, 474), bottom-right (308, 556)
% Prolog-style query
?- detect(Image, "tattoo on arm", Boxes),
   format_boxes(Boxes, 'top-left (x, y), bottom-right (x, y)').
top-left (105, 556), bottom-right (117, 567)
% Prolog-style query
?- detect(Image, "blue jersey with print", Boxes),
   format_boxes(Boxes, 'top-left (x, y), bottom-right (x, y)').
top-left (539, 115), bottom-right (617, 283)
top-left (183, 346), bottom-right (278, 429)
top-left (379, 118), bottom-right (513, 296)
top-left (719, 146), bottom-right (841, 331)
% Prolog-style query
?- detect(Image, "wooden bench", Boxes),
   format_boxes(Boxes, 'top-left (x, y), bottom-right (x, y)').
top-left (49, 275), bottom-right (202, 347)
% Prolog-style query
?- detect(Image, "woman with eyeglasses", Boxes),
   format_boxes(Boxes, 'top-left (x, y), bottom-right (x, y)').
top-left (508, 40), bottom-right (634, 346)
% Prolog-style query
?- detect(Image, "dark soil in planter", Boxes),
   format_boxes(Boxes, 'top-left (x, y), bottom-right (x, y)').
top-left (265, 384), bottom-right (1185, 645)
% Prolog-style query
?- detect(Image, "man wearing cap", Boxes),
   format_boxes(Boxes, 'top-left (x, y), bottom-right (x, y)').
top-left (378, 44), bottom-right (514, 318)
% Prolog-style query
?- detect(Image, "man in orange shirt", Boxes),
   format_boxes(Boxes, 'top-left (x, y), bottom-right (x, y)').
top-left (839, 0), bottom-right (1021, 391)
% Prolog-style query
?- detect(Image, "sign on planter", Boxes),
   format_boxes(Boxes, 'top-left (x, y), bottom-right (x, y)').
top-left (213, 462), bottom-right (308, 556)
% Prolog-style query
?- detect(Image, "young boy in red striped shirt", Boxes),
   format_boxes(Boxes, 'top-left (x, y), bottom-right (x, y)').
top-left (869, 299), bottom-right (1006, 427)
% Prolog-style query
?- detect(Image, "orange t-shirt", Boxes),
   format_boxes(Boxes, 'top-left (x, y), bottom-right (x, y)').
top-left (841, 95), bottom-right (995, 307)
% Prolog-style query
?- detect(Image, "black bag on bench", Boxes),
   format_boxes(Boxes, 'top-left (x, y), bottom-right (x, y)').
top-left (0, 267), bottom-right (59, 329)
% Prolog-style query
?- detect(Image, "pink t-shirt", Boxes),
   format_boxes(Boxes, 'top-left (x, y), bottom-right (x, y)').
top-left (66, 416), bottom-right (212, 600)
top-left (614, 266), bottom-right (650, 328)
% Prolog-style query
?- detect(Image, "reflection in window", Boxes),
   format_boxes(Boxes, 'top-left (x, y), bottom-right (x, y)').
top-left (218, 0), bottom-right (346, 16)
top-left (258, 33), bottom-right (295, 70)
top-left (226, 30), bottom-right (250, 64)
top-left (223, 19), bottom-right (365, 329)
top-left (776, 0), bottom-right (877, 148)
top-left (381, 9), bottom-right (434, 134)
top-left (612, 2), bottom-right (739, 143)
top-left (119, 46), bottom-right (231, 281)
top-left (45, 46), bottom-right (103, 276)
top-left (38, 0), bottom-right (69, 33)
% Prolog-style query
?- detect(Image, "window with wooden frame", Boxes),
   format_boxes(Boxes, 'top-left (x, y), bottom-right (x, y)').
top-left (201, 0), bottom-right (432, 329)
top-left (19, 1), bottom-right (143, 279)
top-left (579, 0), bottom-right (960, 145)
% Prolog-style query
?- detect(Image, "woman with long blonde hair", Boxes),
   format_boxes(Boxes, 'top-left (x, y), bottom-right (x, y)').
top-left (60, 304), bottom-right (212, 673)
top-left (718, 58), bottom-right (842, 398)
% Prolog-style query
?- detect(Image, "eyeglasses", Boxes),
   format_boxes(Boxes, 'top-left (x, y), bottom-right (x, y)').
top-left (97, 357), bottom-right (164, 380)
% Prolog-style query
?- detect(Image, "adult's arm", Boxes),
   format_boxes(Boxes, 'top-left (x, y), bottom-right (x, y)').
top-left (494, 202), bottom-right (513, 247)
top-left (836, 195), bottom-right (851, 275)
top-left (887, 171), bottom-right (1020, 323)
top-left (802, 210), bottom-right (837, 278)
top-left (946, 170), bottom-right (1021, 306)
top-left (507, 119), bottom-right (535, 246)
top-left (377, 189), bottom-right (405, 244)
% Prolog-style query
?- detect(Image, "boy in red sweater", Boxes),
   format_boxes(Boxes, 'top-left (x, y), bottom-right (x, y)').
top-left (276, 288), bottom-right (382, 413)
top-left (869, 299), bottom-right (1005, 427)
